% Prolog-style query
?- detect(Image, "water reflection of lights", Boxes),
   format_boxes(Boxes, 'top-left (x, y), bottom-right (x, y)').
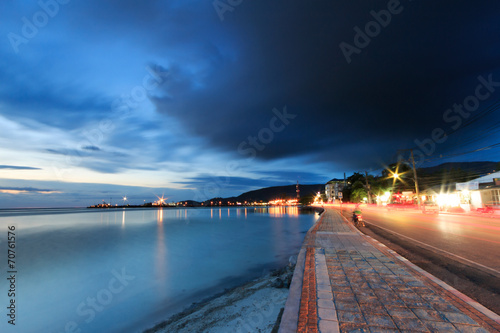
top-left (269, 206), bottom-right (299, 217)
top-left (205, 206), bottom-right (300, 218)
top-left (254, 207), bottom-right (268, 214)
top-left (101, 213), bottom-right (111, 225)
top-left (174, 209), bottom-right (189, 219)
top-left (121, 210), bottom-right (126, 228)
top-left (209, 208), bottom-right (227, 220)
top-left (155, 208), bottom-right (167, 293)
top-left (157, 208), bottom-right (164, 224)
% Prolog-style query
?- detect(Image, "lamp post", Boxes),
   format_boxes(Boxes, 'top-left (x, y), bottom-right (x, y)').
top-left (365, 171), bottom-right (372, 204)
top-left (410, 150), bottom-right (421, 207)
top-left (395, 149), bottom-right (421, 207)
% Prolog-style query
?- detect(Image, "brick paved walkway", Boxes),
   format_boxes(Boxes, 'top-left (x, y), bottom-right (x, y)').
top-left (280, 209), bottom-right (500, 333)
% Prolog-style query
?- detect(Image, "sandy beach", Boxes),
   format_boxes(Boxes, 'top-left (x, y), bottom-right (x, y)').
top-left (144, 261), bottom-right (296, 333)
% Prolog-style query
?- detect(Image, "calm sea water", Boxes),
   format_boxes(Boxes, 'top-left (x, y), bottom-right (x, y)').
top-left (0, 206), bottom-right (317, 333)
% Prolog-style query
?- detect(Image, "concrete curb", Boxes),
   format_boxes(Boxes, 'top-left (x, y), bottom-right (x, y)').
top-left (279, 213), bottom-right (324, 333)
top-left (314, 248), bottom-right (340, 333)
top-left (279, 247), bottom-right (306, 333)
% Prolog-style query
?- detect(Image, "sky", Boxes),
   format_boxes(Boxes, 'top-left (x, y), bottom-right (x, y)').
top-left (1, 0), bottom-right (500, 207)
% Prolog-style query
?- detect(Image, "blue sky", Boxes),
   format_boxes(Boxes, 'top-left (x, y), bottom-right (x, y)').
top-left (1, 1), bottom-right (499, 207)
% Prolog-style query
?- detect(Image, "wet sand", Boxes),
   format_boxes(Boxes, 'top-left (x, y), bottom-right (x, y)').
top-left (144, 265), bottom-right (295, 333)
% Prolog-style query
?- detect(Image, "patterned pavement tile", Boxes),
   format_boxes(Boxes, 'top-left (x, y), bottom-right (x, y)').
top-left (289, 210), bottom-right (498, 333)
top-left (440, 311), bottom-right (480, 325)
top-left (335, 301), bottom-right (362, 312)
top-left (392, 317), bottom-right (430, 332)
top-left (333, 291), bottom-right (353, 297)
top-left (453, 324), bottom-right (490, 333)
top-left (339, 322), bottom-right (370, 333)
top-left (332, 285), bottom-right (352, 293)
top-left (431, 302), bottom-right (460, 312)
top-left (359, 304), bottom-right (388, 316)
top-left (335, 293), bottom-right (358, 302)
top-left (363, 314), bottom-right (397, 329)
top-left (390, 286), bottom-right (414, 293)
top-left (420, 294), bottom-right (447, 303)
top-left (368, 328), bottom-right (400, 333)
top-left (376, 297), bottom-right (406, 308)
top-left (424, 321), bottom-right (460, 332)
top-left (406, 302), bottom-right (435, 310)
top-left (337, 311), bottom-right (365, 324)
top-left (356, 296), bottom-right (381, 306)
top-left (386, 307), bottom-right (418, 319)
top-left (411, 308), bottom-right (447, 322)
top-left (354, 290), bottom-right (377, 299)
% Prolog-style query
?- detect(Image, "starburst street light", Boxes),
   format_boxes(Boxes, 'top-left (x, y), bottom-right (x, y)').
top-left (155, 194), bottom-right (167, 206)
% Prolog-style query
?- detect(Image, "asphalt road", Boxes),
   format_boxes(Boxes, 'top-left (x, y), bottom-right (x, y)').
top-left (337, 205), bottom-right (500, 275)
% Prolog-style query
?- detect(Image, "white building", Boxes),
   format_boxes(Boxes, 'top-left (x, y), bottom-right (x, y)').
top-left (456, 171), bottom-right (500, 210)
top-left (325, 180), bottom-right (345, 203)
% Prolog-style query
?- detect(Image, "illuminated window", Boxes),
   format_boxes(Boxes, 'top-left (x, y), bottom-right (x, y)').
top-left (492, 190), bottom-right (500, 205)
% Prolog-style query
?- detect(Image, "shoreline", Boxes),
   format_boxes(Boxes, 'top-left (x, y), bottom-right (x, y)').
top-left (143, 260), bottom-right (296, 333)
top-left (140, 208), bottom-right (320, 333)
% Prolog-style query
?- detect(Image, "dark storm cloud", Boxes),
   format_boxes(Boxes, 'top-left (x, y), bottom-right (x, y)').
top-left (82, 145), bottom-right (101, 151)
top-left (174, 175), bottom-right (272, 190)
top-left (174, 170), bottom-right (329, 198)
top-left (151, 0), bottom-right (500, 170)
top-left (0, 165), bottom-right (41, 170)
top-left (1, 0), bottom-right (498, 210)
top-left (255, 171), bottom-right (328, 184)
top-left (0, 62), bottom-right (110, 129)
top-left (0, 186), bottom-right (56, 193)
top-left (45, 147), bottom-right (134, 173)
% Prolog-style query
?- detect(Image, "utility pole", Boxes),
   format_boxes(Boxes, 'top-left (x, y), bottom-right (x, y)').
top-left (395, 149), bottom-right (421, 207)
top-left (410, 150), bottom-right (421, 207)
top-left (364, 171), bottom-right (372, 204)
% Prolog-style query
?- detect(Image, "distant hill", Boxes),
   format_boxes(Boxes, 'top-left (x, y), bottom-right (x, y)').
top-left (196, 162), bottom-right (499, 205)
top-left (235, 184), bottom-right (324, 202)
top-left (418, 161), bottom-right (499, 176)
